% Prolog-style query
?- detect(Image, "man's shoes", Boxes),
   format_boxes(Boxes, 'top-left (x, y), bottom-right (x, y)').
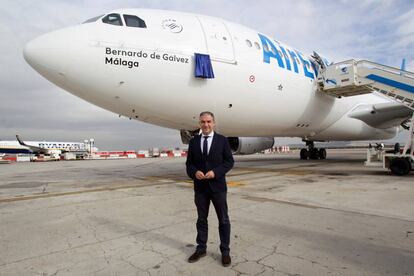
top-left (222, 254), bottom-right (231, 267)
top-left (188, 251), bottom-right (206, 263)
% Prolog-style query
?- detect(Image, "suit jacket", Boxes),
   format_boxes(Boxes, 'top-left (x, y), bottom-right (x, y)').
top-left (186, 132), bottom-right (234, 193)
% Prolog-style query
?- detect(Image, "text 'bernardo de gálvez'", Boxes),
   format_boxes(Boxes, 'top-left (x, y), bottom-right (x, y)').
top-left (104, 47), bottom-right (189, 69)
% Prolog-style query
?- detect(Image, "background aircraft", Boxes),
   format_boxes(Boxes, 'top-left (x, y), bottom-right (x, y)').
top-left (0, 135), bottom-right (88, 155)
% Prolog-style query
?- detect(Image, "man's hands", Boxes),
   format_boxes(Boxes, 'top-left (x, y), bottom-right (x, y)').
top-left (205, 170), bottom-right (215, 179)
top-left (195, 170), bottom-right (215, 180)
top-left (195, 171), bottom-right (205, 180)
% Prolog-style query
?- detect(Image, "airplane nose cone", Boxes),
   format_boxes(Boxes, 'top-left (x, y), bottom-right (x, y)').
top-left (23, 30), bottom-right (71, 82)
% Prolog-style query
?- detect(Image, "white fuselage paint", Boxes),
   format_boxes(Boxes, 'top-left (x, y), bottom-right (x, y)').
top-left (23, 9), bottom-right (397, 141)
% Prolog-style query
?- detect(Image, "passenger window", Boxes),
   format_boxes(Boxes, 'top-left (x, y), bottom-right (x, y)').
top-left (123, 14), bottom-right (147, 28)
top-left (83, 14), bottom-right (104, 24)
top-left (102, 13), bottom-right (123, 26)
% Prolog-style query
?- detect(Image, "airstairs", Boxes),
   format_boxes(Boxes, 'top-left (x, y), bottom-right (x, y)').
top-left (316, 59), bottom-right (414, 108)
top-left (316, 59), bottom-right (414, 175)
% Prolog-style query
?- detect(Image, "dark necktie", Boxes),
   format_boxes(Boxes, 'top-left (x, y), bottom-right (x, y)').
top-left (203, 136), bottom-right (209, 157)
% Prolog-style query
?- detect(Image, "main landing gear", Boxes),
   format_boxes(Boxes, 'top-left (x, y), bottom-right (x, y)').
top-left (300, 141), bottom-right (326, 160)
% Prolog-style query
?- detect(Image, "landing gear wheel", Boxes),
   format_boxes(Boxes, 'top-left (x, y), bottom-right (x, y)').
top-left (300, 149), bottom-right (309, 160)
top-left (389, 157), bottom-right (411, 176)
top-left (319, 148), bottom-right (327, 159)
top-left (309, 148), bottom-right (319, 160)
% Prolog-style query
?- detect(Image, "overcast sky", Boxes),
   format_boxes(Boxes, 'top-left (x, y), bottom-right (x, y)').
top-left (1, 0), bottom-right (413, 150)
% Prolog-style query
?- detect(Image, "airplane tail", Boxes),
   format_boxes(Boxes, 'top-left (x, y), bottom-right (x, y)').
top-left (15, 135), bottom-right (46, 154)
top-left (16, 135), bottom-right (28, 146)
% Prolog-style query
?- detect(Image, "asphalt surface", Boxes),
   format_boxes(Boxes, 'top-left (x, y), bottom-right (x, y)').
top-left (0, 149), bottom-right (413, 275)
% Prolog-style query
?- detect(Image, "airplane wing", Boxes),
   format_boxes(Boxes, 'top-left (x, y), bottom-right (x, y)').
top-left (348, 102), bottom-right (413, 129)
top-left (16, 135), bottom-right (49, 154)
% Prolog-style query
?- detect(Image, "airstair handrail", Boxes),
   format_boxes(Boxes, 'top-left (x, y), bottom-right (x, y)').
top-left (356, 60), bottom-right (414, 80)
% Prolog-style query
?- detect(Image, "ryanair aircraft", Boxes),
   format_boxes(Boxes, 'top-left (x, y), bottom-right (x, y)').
top-left (0, 135), bottom-right (87, 154)
top-left (23, 9), bottom-right (413, 159)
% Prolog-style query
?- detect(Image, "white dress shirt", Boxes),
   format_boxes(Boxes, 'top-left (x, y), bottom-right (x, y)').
top-left (200, 131), bottom-right (214, 155)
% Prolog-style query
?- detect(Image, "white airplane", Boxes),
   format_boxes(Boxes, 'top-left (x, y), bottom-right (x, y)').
top-left (23, 8), bottom-right (414, 160)
top-left (0, 135), bottom-right (88, 155)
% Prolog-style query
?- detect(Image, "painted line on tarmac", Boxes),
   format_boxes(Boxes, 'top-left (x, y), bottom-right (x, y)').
top-left (0, 178), bottom-right (245, 203)
top-left (0, 180), bottom-right (176, 203)
top-left (241, 195), bottom-right (414, 222)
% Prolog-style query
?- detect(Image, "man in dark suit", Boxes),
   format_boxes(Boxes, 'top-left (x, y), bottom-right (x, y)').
top-left (186, 111), bottom-right (234, 267)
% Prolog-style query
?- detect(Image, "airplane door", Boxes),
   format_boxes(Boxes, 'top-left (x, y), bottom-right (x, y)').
top-left (197, 17), bottom-right (235, 62)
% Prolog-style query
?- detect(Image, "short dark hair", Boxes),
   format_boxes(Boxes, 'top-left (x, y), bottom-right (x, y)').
top-left (199, 111), bottom-right (215, 120)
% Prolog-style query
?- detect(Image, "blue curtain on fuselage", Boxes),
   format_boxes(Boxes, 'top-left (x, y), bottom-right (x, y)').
top-left (194, 53), bottom-right (215, 78)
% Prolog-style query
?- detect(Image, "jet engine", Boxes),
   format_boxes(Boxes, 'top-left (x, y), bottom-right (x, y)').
top-left (227, 137), bottom-right (274, 155)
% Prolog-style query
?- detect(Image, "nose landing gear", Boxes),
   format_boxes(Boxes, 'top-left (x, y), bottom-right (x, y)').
top-left (300, 140), bottom-right (326, 160)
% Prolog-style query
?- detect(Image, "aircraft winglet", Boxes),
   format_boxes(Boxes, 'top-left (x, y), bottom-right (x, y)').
top-left (401, 58), bottom-right (406, 71)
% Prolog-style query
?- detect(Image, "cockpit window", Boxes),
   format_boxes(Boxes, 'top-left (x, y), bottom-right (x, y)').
top-left (102, 13), bottom-right (123, 26)
top-left (123, 14), bottom-right (147, 28)
top-left (82, 14), bottom-right (104, 24)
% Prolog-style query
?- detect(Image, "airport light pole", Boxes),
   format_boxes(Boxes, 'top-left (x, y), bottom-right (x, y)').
top-left (84, 139), bottom-right (89, 158)
top-left (89, 138), bottom-right (94, 155)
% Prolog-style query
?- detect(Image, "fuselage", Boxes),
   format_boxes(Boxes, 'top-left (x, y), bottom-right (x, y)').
top-left (23, 8), bottom-right (397, 141)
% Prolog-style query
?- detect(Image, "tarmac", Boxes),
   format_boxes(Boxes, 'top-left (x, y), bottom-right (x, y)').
top-left (0, 149), bottom-right (413, 276)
